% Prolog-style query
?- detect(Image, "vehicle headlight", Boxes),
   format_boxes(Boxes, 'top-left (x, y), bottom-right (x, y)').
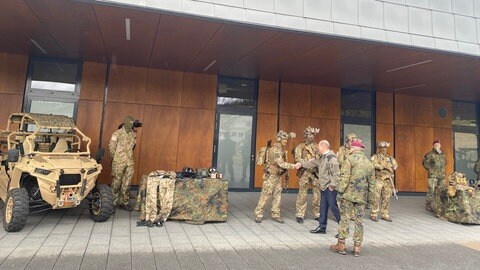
top-left (35, 168), bottom-right (51, 175)
top-left (87, 167), bottom-right (98, 175)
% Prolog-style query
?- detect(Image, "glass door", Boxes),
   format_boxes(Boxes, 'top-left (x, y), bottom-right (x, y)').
top-left (215, 114), bottom-right (254, 189)
top-left (214, 76), bottom-right (257, 190)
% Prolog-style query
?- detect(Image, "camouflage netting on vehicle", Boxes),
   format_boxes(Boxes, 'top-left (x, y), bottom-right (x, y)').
top-left (136, 176), bottom-right (228, 224)
top-left (434, 172), bottom-right (480, 224)
top-left (17, 113), bottom-right (76, 129)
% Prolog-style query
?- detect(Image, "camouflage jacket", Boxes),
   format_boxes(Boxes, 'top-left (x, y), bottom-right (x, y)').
top-left (265, 142), bottom-right (295, 176)
top-left (108, 127), bottom-right (136, 166)
top-left (336, 146), bottom-right (350, 169)
top-left (338, 149), bottom-right (375, 205)
top-left (302, 151), bottom-right (340, 190)
top-left (371, 153), bottom-right (398, 181)
top-left (422, 149), bottom-right (446, 179)
top-left (294, 141), bottom-right (319, 174)
top-left (474, 160), bottom-right (480, 180)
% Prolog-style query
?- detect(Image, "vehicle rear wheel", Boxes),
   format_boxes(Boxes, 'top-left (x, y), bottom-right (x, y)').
top-left (89, 184), bottom-right (113, 222)
top-left (3, 188), bottom-right (29, 232)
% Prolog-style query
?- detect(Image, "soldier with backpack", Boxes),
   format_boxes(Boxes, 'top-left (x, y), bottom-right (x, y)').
top-left (254, 130), bottom-right (300, 224)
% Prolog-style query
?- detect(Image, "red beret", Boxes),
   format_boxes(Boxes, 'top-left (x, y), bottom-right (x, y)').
top-left (433, 139), bottom-right (440, 145)
top-left (351, 141), bottom-right (365, 148)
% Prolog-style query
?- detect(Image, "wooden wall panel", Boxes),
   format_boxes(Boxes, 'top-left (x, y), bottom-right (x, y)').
top-left (376, 92), bottom-right (393, 124)
top-left (257, 80), bottom-right (278, 114)
top-left (395, 94), bottom-right (415, 126)
top-left (310, 86), bottom-right (340, 119)
top-left (279, 82), bottom-right (311, 117)
top-left (98, 102), bottom-right (144, 184)
top-left (176, 108), bottom-right (215, 170)
top-left (0, 94), bottom-right (23, 128)
top-left (310, 118), bottom-right (341, 151)
top-left (107, 65), bottom-right (147, 104)
top-left (80, 61), bottom-right (106, 101)
top-left (414, 96), bottom-right (433, 127)
top-left (279, 115), bottom-right (311, 188)
top-left (376, 123), bottom-right (394, 156)
top-left (434, 128), bottom-right (454, 179)
top-left (145, 69), bottom-right (183, 107)
top-left (76, 100), bottom-right (102, 154)
top-left (181, 72), bottom-right (216, 109)
top-left (138, 106), bottom-right (181, 176)
top-left (414, 126), bottom-right (434, 192)
top-left (254, 113), bottom-right (278, 188)
top-left (0, 53), bottom-right (28, 95)
top-left (395, 125), bottom-right (416, 191)
top-left (433, 98), bottom-right (452, 128)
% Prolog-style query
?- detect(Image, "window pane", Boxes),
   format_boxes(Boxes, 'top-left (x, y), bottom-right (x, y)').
top-left (217, 77), bottom-right (255, 109)
top-left (454, 132), bottom-right (478, 181)
top-left (31, 61), bottom-right (78, 92)
top-left (341, 90), bottom-right (372, 119)
top-left (452, 102), bottom-right (477, 129)
top-left (344, 123), bottom-right (372, 157)
top-left (30, 100), bottom-right (75, 117)
top-left (216, 114), bottom-right (253, 189)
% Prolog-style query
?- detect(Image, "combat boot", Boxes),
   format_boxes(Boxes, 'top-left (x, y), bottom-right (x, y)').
top-left (136, 220), bottom-right (146, 227)
top-left (296, 217), bottom-right (304, 224)
top-left (381, 216), bottom-right (392, 222)
top-left (330, 239), bottom-right (346, 255)
top-left (370, 216), bottom-right (378, 222)
top-left (425, 203), bottom-right (434, 212)
top-left (145, 220), bottom-right (155, 227)
top-left (255, 217), bottom-right (262, 223)
top-left (353, 243), bottom-right (361, 257)
top-left (272, 217), bottom-right (285, 224)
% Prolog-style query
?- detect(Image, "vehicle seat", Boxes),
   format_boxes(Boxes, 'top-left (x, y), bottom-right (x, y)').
top-left (52, 138), bottom-right (68, 153)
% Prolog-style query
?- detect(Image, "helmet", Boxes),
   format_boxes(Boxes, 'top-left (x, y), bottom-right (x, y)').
top-left (345, 133), bottom-right (358, 143)
top-left (208, 167), bottom-right (218, 174)
top-left (303, 126), bottom-right (320, 137)
top-left (275, 130), bottom-right (296, 142)
top-left (377, 141), bottom-right (390, 148)
top-left (182, 167), bottom-right (196, 178)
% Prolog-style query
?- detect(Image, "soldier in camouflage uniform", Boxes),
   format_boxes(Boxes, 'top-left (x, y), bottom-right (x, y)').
top-left (474, 160), bottom-right (480, 188)
top-left (330, 141), bottom-right (374, 257)
top-left (370, 141), bottom-right (398, 222)
top-left (294, 127), bottom-right (320, 223)
top-left (137, 170), bottom-right (176, 227)
top-left (109, 116), bottom-right (140, 211)
top-left (254, 131), bottom-right (299, 224)
top-left (422, 140), bottom-right (447, 212)
top-left (337, 133), bottom-right (359, 169)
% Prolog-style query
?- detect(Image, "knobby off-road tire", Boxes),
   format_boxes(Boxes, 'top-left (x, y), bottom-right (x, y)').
top-left (89, 184), bottom-right (114, 222)
top-left (3, 188), bottom-right (29, 232)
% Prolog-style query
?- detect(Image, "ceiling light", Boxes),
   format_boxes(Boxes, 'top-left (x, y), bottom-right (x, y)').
top-left (393, 84), bottom-right (426, 92)
top-left (125, 18), bottom-right (131, 41)
top-left (30, 39), bottom-right (47, 54)
top-left (386, 60), bottom-right (432, 73)
top-left (203, 60), bottom-right (216, 71)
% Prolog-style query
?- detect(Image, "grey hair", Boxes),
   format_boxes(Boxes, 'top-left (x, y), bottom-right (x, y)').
top-left (319, 140), bottom-right (330, 149)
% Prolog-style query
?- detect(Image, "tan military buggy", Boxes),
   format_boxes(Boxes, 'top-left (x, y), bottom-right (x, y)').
top-left (0, 113), bottom-right (113, 232)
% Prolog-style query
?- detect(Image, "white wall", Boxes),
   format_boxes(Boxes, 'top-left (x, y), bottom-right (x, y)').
top-left (97, 0), bottom-right (480, 56)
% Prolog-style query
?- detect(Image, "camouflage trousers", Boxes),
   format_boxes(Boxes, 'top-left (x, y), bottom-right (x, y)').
top-left (338, 199), bottom-right (366, 244)
top-left (295, 171), bottom-right (320, 218)
top-left (371, 178), bottom-right (392, 218)
top-left (426, 177), bottom-right (445, 204)
top-left (111, 161), bottom-right (134, 206)
top-left (254, 173), bottom-right (282, 219)
top-left (145, 176), bottom-right (175, 223)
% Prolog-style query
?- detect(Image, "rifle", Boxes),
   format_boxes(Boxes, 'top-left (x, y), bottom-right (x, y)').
top-left (284, 149), bottom-right (290, 193)
top-left (388, 167), bottom-right (398, 200)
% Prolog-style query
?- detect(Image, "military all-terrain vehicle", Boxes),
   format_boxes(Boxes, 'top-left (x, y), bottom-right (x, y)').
top-left (0, 113), bottom-right (113, 232)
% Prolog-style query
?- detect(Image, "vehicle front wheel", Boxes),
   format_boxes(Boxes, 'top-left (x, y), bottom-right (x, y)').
top-left (88, 184), bottom-right (114, 222)
top-left (3, 188), bottom-right (29, 232)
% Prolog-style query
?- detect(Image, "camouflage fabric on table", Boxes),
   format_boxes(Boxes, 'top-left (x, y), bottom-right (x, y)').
top-left (136, 176), bottom-right (228, 224)
top-left (169, 178), bottom-right (228, 224)
top-left (434, 172), bottom-right (480, 224)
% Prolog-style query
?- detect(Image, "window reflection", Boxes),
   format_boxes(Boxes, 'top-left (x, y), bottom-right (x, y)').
top-left (217, 77), bottom-right (255, 109)
top-left (31, 61), bottom-right (78, 92)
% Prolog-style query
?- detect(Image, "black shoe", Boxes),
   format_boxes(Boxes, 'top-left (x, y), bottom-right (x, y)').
top-left (155, 220), bottom-right (164, 227)
top-left (136, 220), bottom-right (146, 227)
top-left (119, 204), bottom-right (133, 211)
top-left (145, 220), bottom-right (155, 227)
top-left (296, 217), bottom-right (304, 224)
top-left (310, 226), bottom-right (326, 234)
top-left (335, 234), bottom-right (339, 238)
